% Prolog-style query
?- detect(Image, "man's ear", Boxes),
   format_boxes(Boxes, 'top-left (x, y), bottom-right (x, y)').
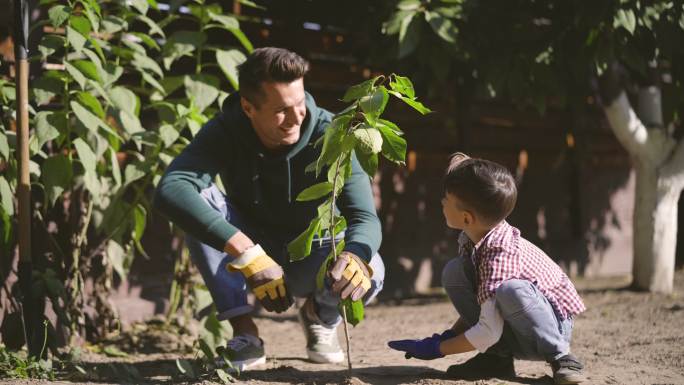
top-left (240, 97), bottom-right (256, 119)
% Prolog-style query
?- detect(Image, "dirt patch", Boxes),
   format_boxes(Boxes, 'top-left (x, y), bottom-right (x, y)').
top-left (2, 271), bottom-right (683, 385)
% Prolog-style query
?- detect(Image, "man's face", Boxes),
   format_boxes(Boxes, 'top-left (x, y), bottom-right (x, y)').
top-left (241, 78), bottom-right (307, 150)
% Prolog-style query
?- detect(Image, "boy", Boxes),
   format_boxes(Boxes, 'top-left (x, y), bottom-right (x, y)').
top-left (388, 153), bottom-right (586, 384)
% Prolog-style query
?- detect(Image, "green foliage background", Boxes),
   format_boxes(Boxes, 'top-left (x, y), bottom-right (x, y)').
top-left (0, 0), bottom-right (253, 352)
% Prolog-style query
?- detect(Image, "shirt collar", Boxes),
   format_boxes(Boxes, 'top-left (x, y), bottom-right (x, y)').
top-left (458, 220), bottom-right (510, 252)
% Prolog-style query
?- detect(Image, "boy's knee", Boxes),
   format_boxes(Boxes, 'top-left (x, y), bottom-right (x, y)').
top-left (495, 279), bottom-right (536, 313)
top-left (442, 258), bottom-right (467, 287)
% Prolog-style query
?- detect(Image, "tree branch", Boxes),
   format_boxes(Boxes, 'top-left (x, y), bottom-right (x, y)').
top-left (603, 91), bottom-right (650, 159)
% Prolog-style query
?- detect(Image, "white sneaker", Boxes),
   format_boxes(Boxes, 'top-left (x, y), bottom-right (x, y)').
top-left (298, 303), bottom-right (344, 363)
top-left (215, 334), bottom-right (266, 372)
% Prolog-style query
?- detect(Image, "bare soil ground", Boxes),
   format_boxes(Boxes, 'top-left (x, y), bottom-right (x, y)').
top-left (3, 270), bottom-right (684, 385)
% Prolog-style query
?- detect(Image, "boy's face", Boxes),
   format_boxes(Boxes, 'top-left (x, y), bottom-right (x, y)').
top-left (441, 192), bottom-right (472, 229)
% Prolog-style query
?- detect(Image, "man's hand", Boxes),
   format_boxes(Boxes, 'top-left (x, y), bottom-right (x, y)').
top-left (329, 251), bottom-right (373, 301)
top-left (387, 333), bottom-right (446, 360)
top-left (227, 245), bottom-right (293, 313)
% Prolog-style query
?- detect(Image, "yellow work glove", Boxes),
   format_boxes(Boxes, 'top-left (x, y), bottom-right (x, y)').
top-left (329, 251), bottom-right (374, 301)
top-left (227, 245), bottom-right (293, 313)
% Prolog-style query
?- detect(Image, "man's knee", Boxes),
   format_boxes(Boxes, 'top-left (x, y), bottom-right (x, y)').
top-left (442, 257), bottom-right (468, 288)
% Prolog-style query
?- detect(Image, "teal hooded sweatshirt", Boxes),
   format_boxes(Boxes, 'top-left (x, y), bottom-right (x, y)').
top-left (154, 92), bottom-right (381, 261)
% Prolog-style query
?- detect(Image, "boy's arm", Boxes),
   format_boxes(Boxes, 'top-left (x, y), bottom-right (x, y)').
top-left (441, 298), bottom-right (504, 356)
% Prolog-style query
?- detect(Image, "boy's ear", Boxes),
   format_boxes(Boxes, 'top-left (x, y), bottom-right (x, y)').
top-left (463, 211), bottom-right (473, 226)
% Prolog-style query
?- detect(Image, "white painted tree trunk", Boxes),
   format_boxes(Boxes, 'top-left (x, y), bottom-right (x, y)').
top-left (604, 91), bottom-right (684, 293)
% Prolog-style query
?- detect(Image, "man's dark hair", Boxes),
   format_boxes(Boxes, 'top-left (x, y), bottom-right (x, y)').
top-left (237, 47), bottom-right (309, 106)
top-left (443, 154), bottom-right (517, 225)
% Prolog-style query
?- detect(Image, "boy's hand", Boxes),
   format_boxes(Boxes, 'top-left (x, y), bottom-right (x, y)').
top-left (388, 333), bottom-right (445, 360)
top-left (227, 244), bottom-right (293, 313)
top-left (329, 251), bottom-right (373, 301)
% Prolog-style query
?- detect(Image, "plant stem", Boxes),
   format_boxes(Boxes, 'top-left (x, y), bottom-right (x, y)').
top-left (329, 154), bottom-right (353, 376)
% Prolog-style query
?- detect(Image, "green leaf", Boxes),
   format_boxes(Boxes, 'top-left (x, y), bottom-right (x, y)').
top-left (360, 87), bottom-right (389, 119)
top-left (109, 149), bottom-right (122, 187)
top-left (228, 28), bottom-right (254, 53)
top-left (208, 12), bottom-right (239, 29)
top-left (339, 298), bottom-right (364, 326)
top-left (101, 15), bottom-right (128, 34)
top-left (76, 92), bottom-right (105, 118)
top-left (107, 240), bottom-right (127, 280)
top-left (184, 75), bottom-right (220, 112)
top-left (71, 60), bottom-right (102, 83)
top-left (398, 12), bottom-right (421, 58)
top-left (355, 150), bottom-right (378, 177)
top-left (136, 15), bottom-right (165, 37)
top-left (142, 72), bottom-right (166, 94)
top-left (389, 75), bottom-right (415, 99)
top-left (0, 177), bottom-right (13, 216)
top-left (124, 163), bottom-right (146, 186)
top-left (288, 218), bottom-right (321, 261)
top-left (383, 10), bottom-right (412, 35)
top-left (397, 0), bottom-right (421, 11)
top-left (342, 77), bottom-right (379, 102)
top-left (615, 9), bottom-right (636, 34)
top-left (327, 154), bottom-right (352, 195)
top-left (64, 61), bottom-right (86, 89)
top-left (69, 15), bottom-right (92, 37)
top-left (48, 5), bottom-right (71, 27)
top-left (388, 91), bottom-right (432, 114)
top-left (130, 0), bottom-right (149, 15)
top-left (130, 32), bottom-right (160, 51)
top-left (216, 49), bottom-right (246, 90)
top-left (215, 368), bottom-right (233, 384)
top-left (33, 75), bottom-right (63, 105)
top-left (159, 124), bottom-right (179, 148)
top-left (132, 52), bottom-right (163, 77)
top-left (109, 87), bottom-right (139, 116)
top-left (163, 31), bottom-right (207, 70)
top-left (238, 0), bottom-right (266, 10)
top-left (133, 204), bottom-right (146, 242)
top-left (297, 182), bottom-right (333, 202)
top-left (83, 4), bottom-right (100, 32)
top-left (73, 138), bottom-right (96, 173)
top-left (353, 128), bottom-right (383, 154)
top-left (377, 122), bottom-right (407, 164)
top-left (66, 26), bottom-right (86, 52)
top-left (38, 34), bottom-right (65, 59)
top-left (197, 338), bottom-right (215, 360)
top-left (41, 154), bottom-right (72, 206)
top-left (0, 131), bottom-right (9, 160)
top-left (71, 101), bottom-right (107, 134)
top-left (425, 11), bottom-right (458, 43)
top-left (31, 111), bottom-right (62, 155)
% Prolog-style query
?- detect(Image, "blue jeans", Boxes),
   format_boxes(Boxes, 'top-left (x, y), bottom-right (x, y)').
top-left (442, 256), bottom-right (572, 362)
top-left (185, 185), bottom-right (385, 327)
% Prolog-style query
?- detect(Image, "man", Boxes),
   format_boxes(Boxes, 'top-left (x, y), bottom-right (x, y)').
top-left (154, 47), bottom-right (385, 371)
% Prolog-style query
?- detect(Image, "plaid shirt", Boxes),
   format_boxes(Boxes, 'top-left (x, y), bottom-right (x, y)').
top-left (458, 221), bottom-right (586, 319)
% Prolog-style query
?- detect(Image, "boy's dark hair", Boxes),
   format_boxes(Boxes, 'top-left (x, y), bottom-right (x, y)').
top-left (238, 47), bottom-right (309, 106)
top-left (443, 153), bottom-right (517, 224)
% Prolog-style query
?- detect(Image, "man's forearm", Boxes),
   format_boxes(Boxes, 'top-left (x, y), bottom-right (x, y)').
top-left (439, 333), bottom-right (476, 356)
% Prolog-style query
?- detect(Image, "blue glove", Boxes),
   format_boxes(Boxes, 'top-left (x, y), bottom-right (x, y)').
top-left (388, 334), bottom-right (444, 360)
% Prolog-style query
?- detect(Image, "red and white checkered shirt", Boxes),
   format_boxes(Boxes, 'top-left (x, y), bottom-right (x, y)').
top-left (458, 221), bottom-right (586, 319)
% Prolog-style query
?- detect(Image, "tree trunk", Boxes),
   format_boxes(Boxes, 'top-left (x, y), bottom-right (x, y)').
top-left (601, 64), bottom-right (684, 293)
top-left (633, 165), bottom-right (681, 293)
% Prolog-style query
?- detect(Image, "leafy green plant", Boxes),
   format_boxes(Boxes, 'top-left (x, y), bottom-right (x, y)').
top-left (287, 74), bottom-right (430, 369)
top-left (1, 0), bottom-right (252, 350)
